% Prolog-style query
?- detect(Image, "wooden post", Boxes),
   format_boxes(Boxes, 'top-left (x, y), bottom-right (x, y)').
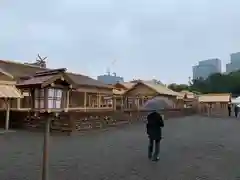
top-left (5, 98), bottom-right (10, 131)
top-left (84, 92), bottom-right (87, 111)
top-left (88, 94), bottom-right (91, 107)
top-left (136, 97), bottom-right (140, 110)
top-left (44, 88), bottom-right (48, 109)
top-left (66, 90), bottom-right (70, 109)
top-left (17, 98), bottom-right (21, 109)
top-left (97, 93), bottom-right (101, 108)
top-left (121, 96), bottom-right (124, 110)
top-left (31, 88), bottom-right (35, 109)
top-left (113, 96), bottom-right (116, 110)
top-left (125, 97), bottom-right (128, 109)
top-left (41, 113), bottom-right (51, 180)
top-left (124, 97), bottom-right (126, 109)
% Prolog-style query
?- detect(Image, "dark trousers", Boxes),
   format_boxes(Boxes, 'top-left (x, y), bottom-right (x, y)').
top-left (228, 110), bottom-right (231, 117)
top-left (148, 138), bottom-right (160, 158)
top-left (235, 111), bottom-right (238, 118)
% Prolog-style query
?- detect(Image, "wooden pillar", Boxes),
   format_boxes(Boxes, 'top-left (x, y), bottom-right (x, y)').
top-left (125, 97), bottom-right (128, 109)
top-left (66, 90), bottom-right (70, 109)
top-left (28, 89), bottom-right (31, 109)
top-left (97, 93), bottom-right (101, 108)
top-left (136, 97), bottom-right (140, 110)
top-left (121, 96), bottom-right (124, 110)
top-left (5, 98), bottom-right (10, 131)
top-left (113, 96), bottom-right (116, 110)
top-left (31, 88), bottom-right (35, 109)
top-left (84, 92), bottom-right (87, 111)
top-left (41, 113), bottom-right (51, 180)
top-left (88, 94), bottom-right (92, 107)
top-left (44, 88), bottom-right (48, 109)
top-left (17, 98), bottom-right (21, 109)
top-left (61, 90), bottom-right (66, 109)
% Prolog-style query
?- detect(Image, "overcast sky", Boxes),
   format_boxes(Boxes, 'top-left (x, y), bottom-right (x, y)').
top-left (1, 0), bottom-right (240, 84)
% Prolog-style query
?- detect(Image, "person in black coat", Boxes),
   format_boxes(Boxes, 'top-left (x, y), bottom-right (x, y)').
top-left (234, 105), bottom-right (239, 118)
top-left (146, 111), bottom-right (164, 161)
top-left (228, 103), bottom-right (231, 117)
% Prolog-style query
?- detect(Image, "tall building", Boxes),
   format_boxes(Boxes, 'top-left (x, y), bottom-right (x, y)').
top-left (97, 72), bottom-right (124, 84)
top-left (226, 52), bottom-right (240, 73)
top-left (192, 58), bottom-right (222, 80)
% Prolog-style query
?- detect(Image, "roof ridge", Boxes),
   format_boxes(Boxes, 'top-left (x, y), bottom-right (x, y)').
top-left (0, 59), bottom-right (92, 78)
top-left (143, 81), bottom-right (176, 90)
top-left (135, 81), bottom-right (179, 96)
top-left (201, 93), bottom-right (231, 96)
top-left (66, 71), bottom-right (89, 78)
top-left (0, 59), bottom-right (112, 88)
top-left (0, 59), bottom-right (47, 70)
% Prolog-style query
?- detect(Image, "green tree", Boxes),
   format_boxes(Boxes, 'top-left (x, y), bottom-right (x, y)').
top-left (168, 83), bottom-right (190, 92)
top-left (189, 71), bottom-right (240, 95)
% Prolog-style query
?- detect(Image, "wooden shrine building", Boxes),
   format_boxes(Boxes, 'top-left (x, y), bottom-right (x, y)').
top-left (122, 81), bottom-right (180, 110)
top-left (0, 68), bottom-right (22, 130)
top-left (0, 59), bottom-right (115, 130)
top-left (113, 82), bottom-right (136, 110)
top-left (176, 90), bottom-right (198, 108)
top-left (198, 93), bottom-right (231, 117)
top-left (0, 60), bottom-right (114, 112)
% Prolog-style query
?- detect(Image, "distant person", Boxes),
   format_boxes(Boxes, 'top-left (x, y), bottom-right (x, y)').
top-left (234, 105), bottom-right (239, 118)
top-left (146, 111), bottom-right (164, 161)
top-left (228, 103), bottom-right (232, 117)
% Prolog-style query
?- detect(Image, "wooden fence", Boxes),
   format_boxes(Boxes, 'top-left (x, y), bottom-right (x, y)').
top-left (0, 108), bottom-right (196, 134)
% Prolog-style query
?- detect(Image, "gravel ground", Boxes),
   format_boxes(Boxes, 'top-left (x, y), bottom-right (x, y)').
top-left (1, 116), bottom-right (240, 180)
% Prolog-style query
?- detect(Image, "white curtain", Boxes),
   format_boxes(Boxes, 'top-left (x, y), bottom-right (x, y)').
top-left (48, 88), bottom-right (62, 108)
top-left (34, 89), bottom-right (44, 108)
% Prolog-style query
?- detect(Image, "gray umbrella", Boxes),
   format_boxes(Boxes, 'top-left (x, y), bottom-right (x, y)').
top-left (142, 97), bottom-right (173, 111)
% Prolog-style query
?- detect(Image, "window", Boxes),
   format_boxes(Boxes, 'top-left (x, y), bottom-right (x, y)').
top-left (34, 89), bottom-right (44, 109)
top-left (48, 88), bottom-right (62, 108)
top-left (34, 88), bottom-right (63, 109)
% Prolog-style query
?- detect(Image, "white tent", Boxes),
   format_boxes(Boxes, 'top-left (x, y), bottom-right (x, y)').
top-left (232, 96), bottom-right (240, 104)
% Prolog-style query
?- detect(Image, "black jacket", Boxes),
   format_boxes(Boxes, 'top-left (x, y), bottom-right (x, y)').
top-left (234, 106), bottom-right (239, 113)
top-left (146, 111), bottom-right (164, 140)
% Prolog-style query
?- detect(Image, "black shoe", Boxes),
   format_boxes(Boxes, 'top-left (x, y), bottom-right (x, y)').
top-left (152, 156), bottom-right (159, 161)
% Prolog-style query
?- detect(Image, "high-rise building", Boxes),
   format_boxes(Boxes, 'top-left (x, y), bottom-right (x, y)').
top-left (226, 52), bottom-right (240, 73)
top-left (192, 58), bottom-right (222, 80)
top-left (97, 72), bottom-right (124, 84)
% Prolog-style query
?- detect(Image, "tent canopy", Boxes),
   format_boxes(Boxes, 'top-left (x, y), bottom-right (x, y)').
top-left (232, 96), bottom-right (240, 104)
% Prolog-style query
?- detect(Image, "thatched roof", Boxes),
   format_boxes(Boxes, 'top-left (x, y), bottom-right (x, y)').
top-left (0, 85), bottom-right (22, 98)
top-left (177, 90), bottom-right (196, 100)
top-left (124, 81), bottom-right (180, 97)
top-left (114, 82), bottom-right (136, 90)
top-left (121, 82), bottom-right (136, 89)
top-left (143, 82), bottom-right (180, 96)
top-left (0, 60), bottom-right (111, 89)
top-left (198, 93), bottom-right (231, 103)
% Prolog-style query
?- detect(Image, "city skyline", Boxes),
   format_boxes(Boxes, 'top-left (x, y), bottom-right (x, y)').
top-left (192, 58), bottom-right (222, 80)
top-left (192, 52), bottom-right (240, 80)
